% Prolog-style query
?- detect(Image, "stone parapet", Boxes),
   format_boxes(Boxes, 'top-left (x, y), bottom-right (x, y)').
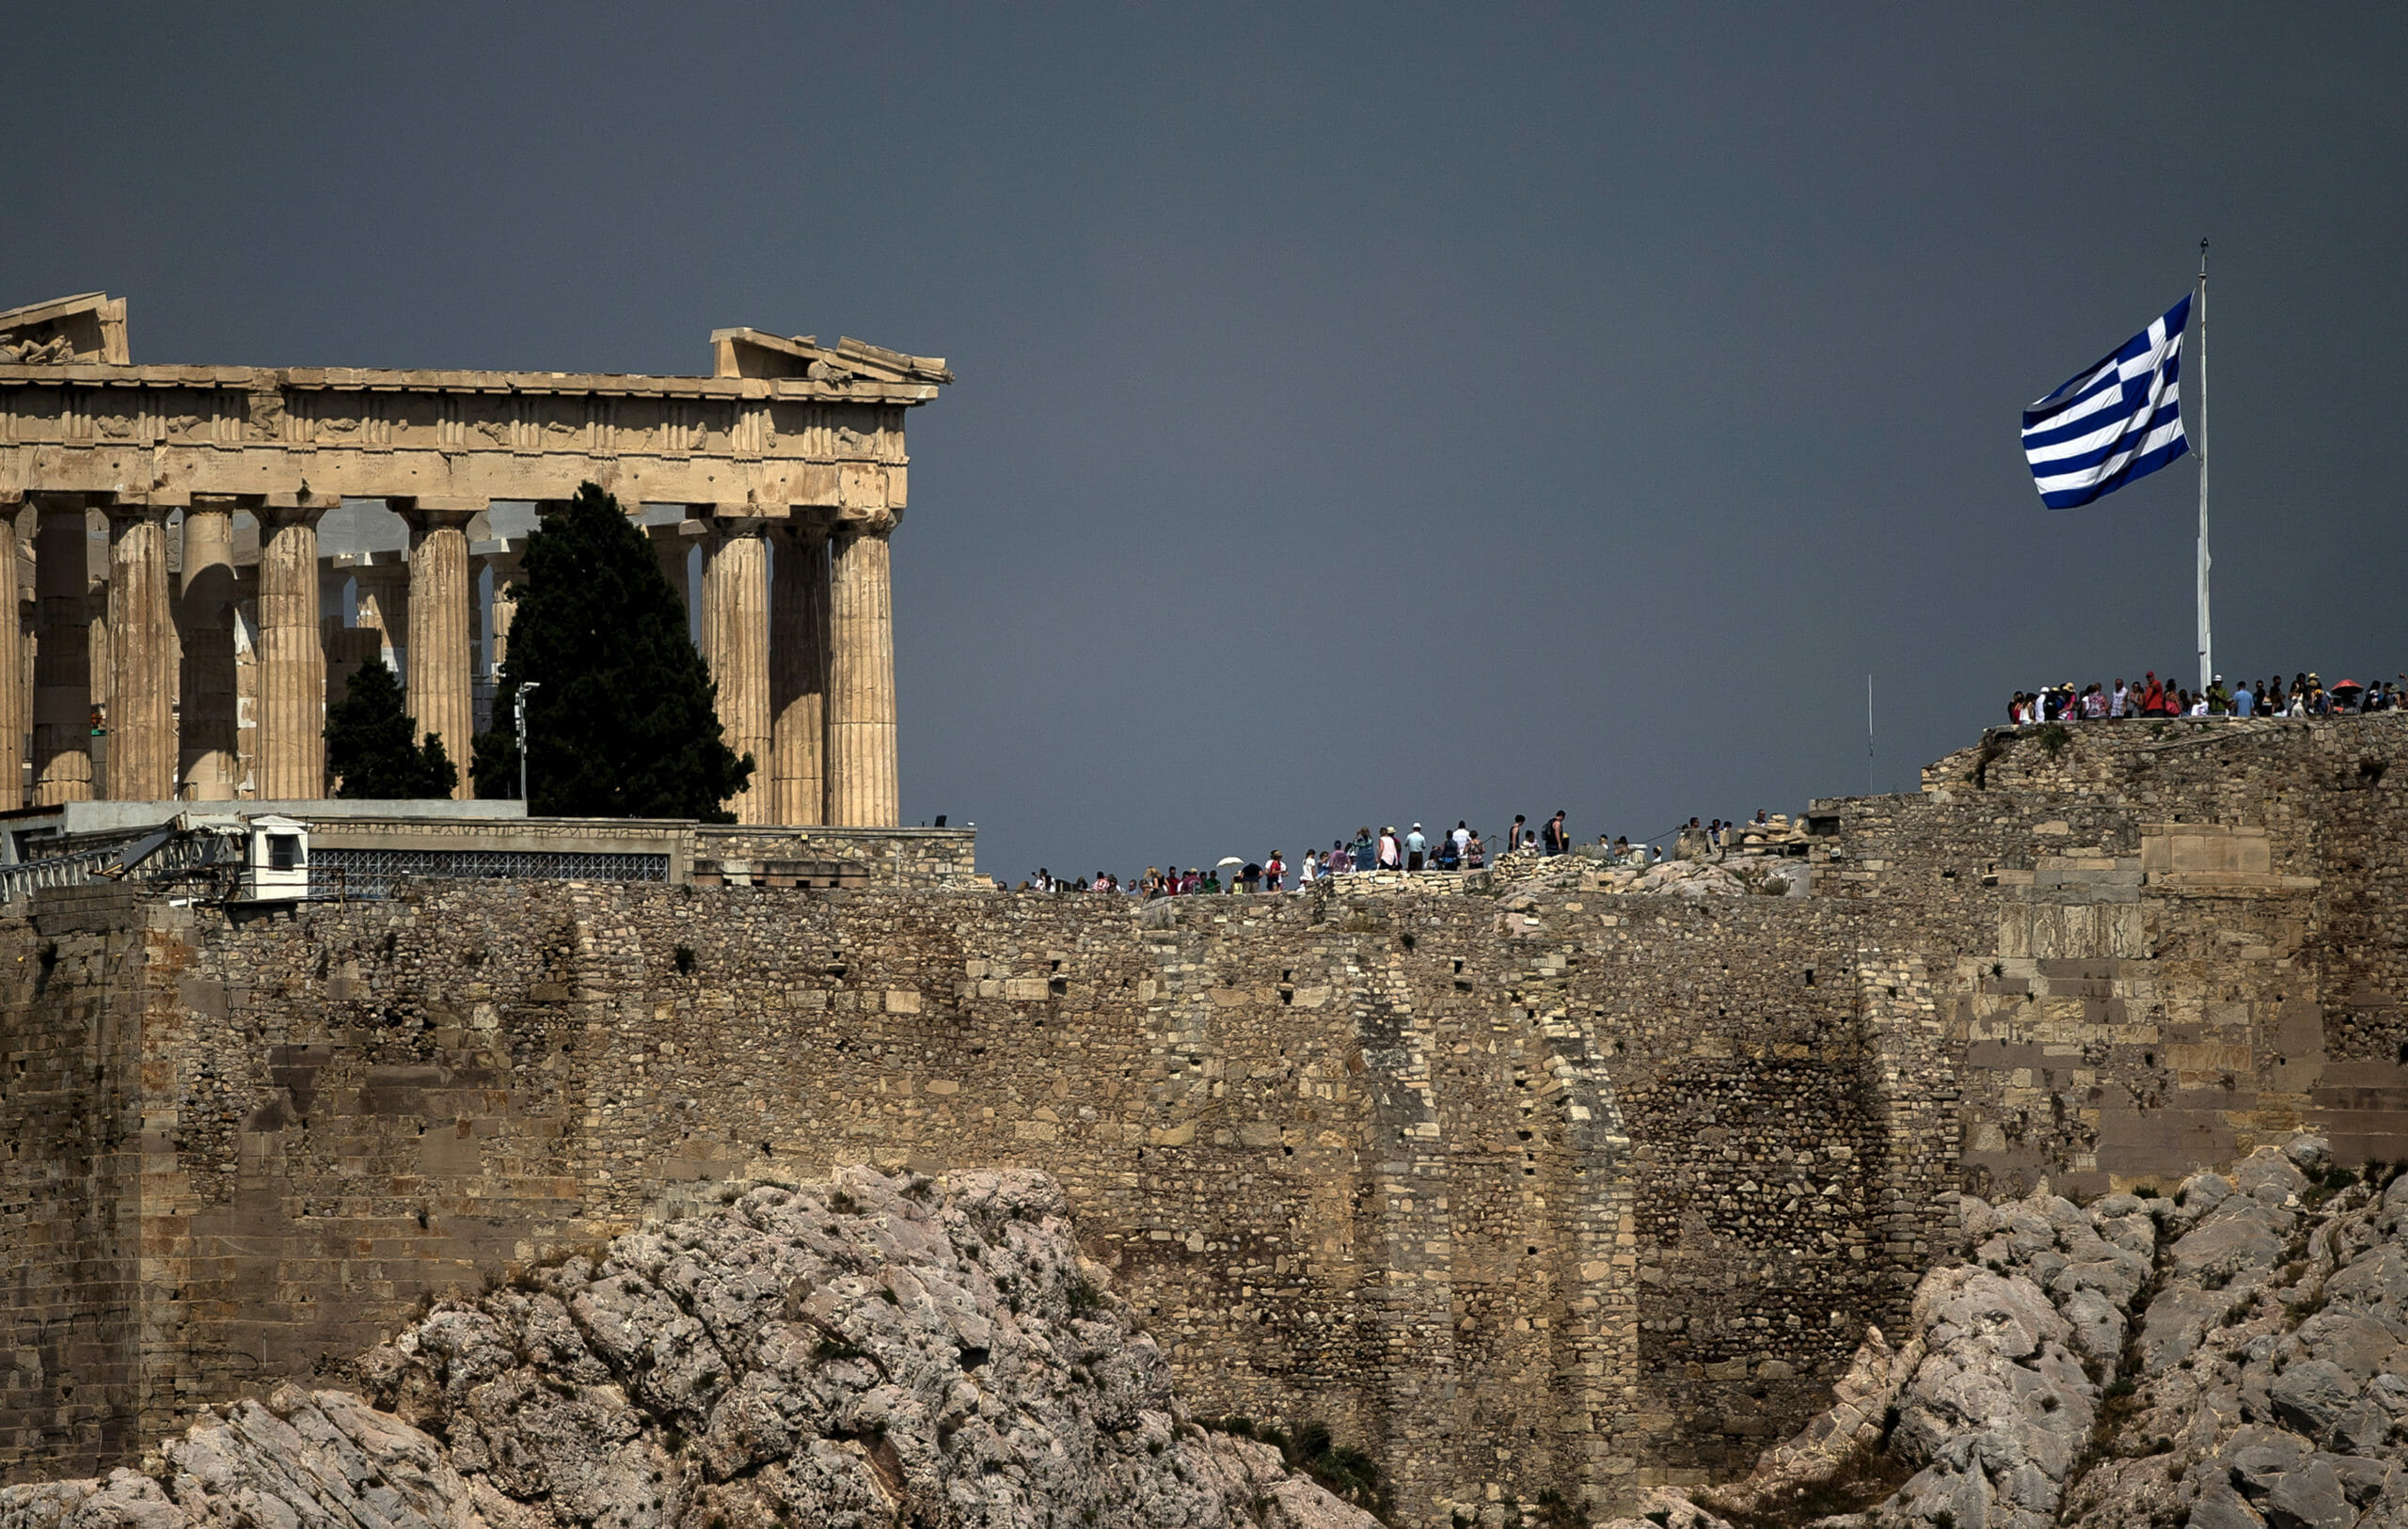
top-left (693, 824), bottom-right (977, 889)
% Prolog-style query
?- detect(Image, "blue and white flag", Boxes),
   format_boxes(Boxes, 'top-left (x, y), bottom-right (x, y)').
top-left (2021, 293), bottom-right (2192, 508)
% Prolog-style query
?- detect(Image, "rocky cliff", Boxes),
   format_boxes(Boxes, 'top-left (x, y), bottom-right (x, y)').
top-left (1618, 1135), bottom-right (2408, 1529)
top-left (0, 1167), bottom-right (1376, 1529)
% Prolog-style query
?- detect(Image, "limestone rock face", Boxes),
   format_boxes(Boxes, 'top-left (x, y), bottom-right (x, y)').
top-left (0, 1168), bottom-right (1375, 1529)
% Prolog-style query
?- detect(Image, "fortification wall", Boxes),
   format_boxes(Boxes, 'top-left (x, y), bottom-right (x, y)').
top-left (0, 884), bottom-right (1646, 1524)
top-left (0, 889), bottom-right (158, 1483)
top-left (8, 716), bottom-right (2408, 1525)
top-left (1846, 715), bottom-right (2408, 1200)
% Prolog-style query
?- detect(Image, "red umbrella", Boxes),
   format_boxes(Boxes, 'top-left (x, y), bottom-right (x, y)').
top-left (2333, 679), bottom-right (2366, 692)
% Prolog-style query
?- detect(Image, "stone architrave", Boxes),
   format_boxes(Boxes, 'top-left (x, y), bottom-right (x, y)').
top-left (703, 515), bottom-right (772, 824)
top-left (103, 498), bottom-right (176, 800)
top-left (391, 499), bottom-right (483, 798)
top-left (826, 512), bottom-right (898, 827)
top-left (255, 499), bottom-right (334, 800)
top-left (31, 496), bottom-right (93, 804)
top-left (0, 497), bottom-right (20, 812)
top-left (769, 521), bottom-right (829, 826)
top-left (177, 497), bottom-right (242, 800)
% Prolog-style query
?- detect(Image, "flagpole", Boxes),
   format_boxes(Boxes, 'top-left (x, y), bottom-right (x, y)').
top-left (2195, 239), bottom-right (2210, 695)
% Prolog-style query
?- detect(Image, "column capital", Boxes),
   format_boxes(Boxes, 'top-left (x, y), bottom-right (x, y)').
top-left (261, 484), bottom-right (343, 511)
top-left (387, 496), bottom-right (487, 532)
top-left (99, 495), bottom-right (173, 528)
top-left (833, 506), bottom-right (901, 536)
top-left (258, 501), bottom-right (332, 531)
top-left (693, 502), bottom-right (778, 534)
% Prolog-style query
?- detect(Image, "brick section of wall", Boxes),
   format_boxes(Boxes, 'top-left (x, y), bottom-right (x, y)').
top-left (1862, 715), bottom-right (2408, 1191)
top-left (0, 888), bottom-right (161, 1484)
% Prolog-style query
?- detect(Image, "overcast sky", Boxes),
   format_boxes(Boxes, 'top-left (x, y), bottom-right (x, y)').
top-left (8, 6), bottom-right (2403, 878)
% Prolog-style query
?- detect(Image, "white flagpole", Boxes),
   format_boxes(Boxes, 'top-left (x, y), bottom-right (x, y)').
top-left (1866, 674), bottom-right (1875, 795)
top-left (2195, 239), bottom-right (2211, 695)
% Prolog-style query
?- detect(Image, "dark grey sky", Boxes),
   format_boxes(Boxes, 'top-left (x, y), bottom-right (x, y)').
top-left (10, 6), bottom-right (2404, 879)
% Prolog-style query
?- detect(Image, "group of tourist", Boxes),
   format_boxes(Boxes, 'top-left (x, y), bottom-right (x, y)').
top-left (1021, 811), bottom-right (1588, 896)
top-left (2009, 672), bottom-right (2408, 724)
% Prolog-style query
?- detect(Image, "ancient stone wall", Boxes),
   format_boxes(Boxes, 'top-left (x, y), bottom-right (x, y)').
top-left (1845, 715), bottom-right (2408, 1198)
top-left (0, 883), bottom-right (1641, 1525)
top-left (0, 889), bottom-right (157, 1482)
top-left (8, 717), bottom-right (2408, 1525)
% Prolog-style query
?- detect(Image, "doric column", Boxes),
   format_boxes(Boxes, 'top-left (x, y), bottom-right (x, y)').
top-left (177, 497), bottom-right (242, 800)
top-left (352, 553), bottom-right (410, 673)
top-left (0, 497), bottom-right (21, 812)
top-left (85, 528), bottom-right (109, 784)
top-left (478, 539), bottom-right (525, 680)
top-left (703, 514), bottom-right (771, 824)
top-left (31, 495), bottom-right (94, 805)
top-left (390, 498), bottom-right (482, 798)
top-left (255, 497), bottom-right (334, 800)
top-left (648, 524), bottom-right (689, 623)
top-left (770, 521), bottom-right (829, 825)
top-left (103, 497), bottom-right (176, 800)
top-left (826, 512), bottom-right (898, 827)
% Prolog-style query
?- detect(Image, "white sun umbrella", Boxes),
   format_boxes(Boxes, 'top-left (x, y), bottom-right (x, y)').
top-left (1216, 856), bottom-right (1244, 869)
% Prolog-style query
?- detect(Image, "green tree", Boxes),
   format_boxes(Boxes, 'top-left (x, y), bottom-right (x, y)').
top-left (325, 657), bottom-right (459, 798)
top-left (471, 483), bottom-right (751, 819)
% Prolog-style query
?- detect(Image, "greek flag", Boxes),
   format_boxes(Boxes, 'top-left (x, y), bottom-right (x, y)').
top-left (2021, 293), bottom-right (2192, 508)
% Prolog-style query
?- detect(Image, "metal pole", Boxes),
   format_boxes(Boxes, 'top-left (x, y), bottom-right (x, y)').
top-left (2195, 239), bottom-right (2210, 695)
top-left (1866, 674), bottom-right (1875, 795)
top-left (514, 681), bottom-right (540, 805)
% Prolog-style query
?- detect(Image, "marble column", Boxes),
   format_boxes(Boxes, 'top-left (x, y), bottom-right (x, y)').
top-left (769, 522), bottom-right (829, 825)
top-left (103, 498), bottom-right (176, 800)
top-left (256, 500), bottom-right (332, 800)
top-left (647, 523), bottom-right (687, 613)
top-left (31, 496), bottom-right (93, 805)
top-left (177, 497), bottom-right (242, 799)
top-left (826, 513), bottom-right (898, 827)
top-left (0, 499), bottom-right (21, 812)
top-left (704, 516), bottom-right (772, 824)
top-left (392, 499), bottom-right (481, 798)
top-left (480, 540), bottom-right (525, 680)
top-left (352, 554), bottom-right (410, 675)
top-left (14, 517), bottom-right (31, 807)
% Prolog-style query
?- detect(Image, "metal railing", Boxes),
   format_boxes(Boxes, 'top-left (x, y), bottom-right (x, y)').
top-left (309, 846), bottom-right (669, 900)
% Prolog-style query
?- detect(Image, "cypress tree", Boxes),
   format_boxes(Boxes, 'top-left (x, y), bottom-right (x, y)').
top-left (470, 483), bottom-right (751, 819)
top-left (325, 658), bottom-right (458, 798)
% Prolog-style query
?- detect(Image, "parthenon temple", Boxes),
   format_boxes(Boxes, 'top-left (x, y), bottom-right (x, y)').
top-left (0, 292), bottom-right (950, 825)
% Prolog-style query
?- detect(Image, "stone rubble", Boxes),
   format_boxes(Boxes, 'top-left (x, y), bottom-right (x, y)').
top-left (1491, 849), bottom-right (1805, 900)
top-left (1608, 1134), bottom-right (2408, 1529)
top-left (0, 1167), bottom-right (1376, 1529)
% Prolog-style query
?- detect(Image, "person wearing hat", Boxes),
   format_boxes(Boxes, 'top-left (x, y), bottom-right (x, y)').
top-left (1404, 824), bottom-right (1427, 872)
top-left (1378, 827), bottom-right (1401, 872)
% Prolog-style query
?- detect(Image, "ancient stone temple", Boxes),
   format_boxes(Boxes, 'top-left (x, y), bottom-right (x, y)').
top-left (0, 292), bottom-right (950, 825)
